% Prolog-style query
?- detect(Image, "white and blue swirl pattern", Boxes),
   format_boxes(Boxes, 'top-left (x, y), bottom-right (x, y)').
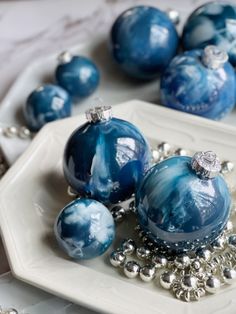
top-left (54, 198), bottom-right (115, 260)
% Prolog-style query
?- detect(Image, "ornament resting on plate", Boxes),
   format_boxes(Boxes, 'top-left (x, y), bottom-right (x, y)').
top-left (109, 5), bottom-right (179, 80)
top-left (63, 105), bottom-right (151, 204)
top-left (24, 84), bottom-right (71, 131)
top-left (160, 46), bottom-right (235, 120)
top-left (136, 151), bottom-right (231, 254)
top-left (182, 1), bottom-right (236, 66)
top-left (55, 52), bottom-right (100, 99)
top-left (54, 198), bottom-right (115, 260)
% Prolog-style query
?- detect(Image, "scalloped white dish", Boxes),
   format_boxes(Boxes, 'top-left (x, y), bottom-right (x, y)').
top-left (0, 100), bottom-right (236, 314)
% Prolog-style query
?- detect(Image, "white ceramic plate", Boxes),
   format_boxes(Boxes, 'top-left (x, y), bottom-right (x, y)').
top-left (0, 100), bottom-right (236, 314)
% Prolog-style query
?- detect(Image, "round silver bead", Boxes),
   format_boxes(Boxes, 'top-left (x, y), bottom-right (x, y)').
top-left (4, 126), bottom-right (18, 138)
top-left (205, 276), bottom-right (221, 293)
top-left (121, 239), bottom-right (136, 255)
top-left (110, 206), bottom-right (126, 223)
top-left (212, 236), bottom-right (225, 251)
top-left (197, 249), bottom-right (212, 262)
top-left (202, 45), bottom-right (229, 70)
top-left (222, 267), bottom-right (236, 284)
top-left (191, 151), bottom-right (221, 179)
top-left (181, 274), bottom-right (198, 291)
top-left (139, 264), bottom-right (156, 282)
top-left (124, 261), bottom-right (140, 278)
top-left (151, 149), bottom-right (160, 163)
top-left (136, 246), bottom-right (151, 260)
top-left (228, 234), bottom-right (236, 250)
top-left (86, 106), bottom-right (112, 123)
top-left (166, 8), bottom-right (180, 25)
top-left (58, 50), bottom-right (72, 64)
top-left (160, 271), bottom-right (176, 289)
top-left (157, 142), bottom-right (171, 156)
top-left (110, 250), bottom-right (126, 267)
top-left (151, 254), bottom-right (167, 269)
top-left (18, 126), bottom-right (31, 139)
top-left (174, 255), bottom-right (191, 269)
top-left (174, 148), bottom-right (187, 156)
top-left (221, 161), bottom-right (234, 174)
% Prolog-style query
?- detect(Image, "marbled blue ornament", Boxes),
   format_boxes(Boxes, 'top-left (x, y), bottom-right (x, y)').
top-left (24, 84), bottom-right (71, 131)
top-left (160, 47), bottom-right (235, 120)
top-left (109, 6), bottom-right (179, 80)
top-left (136, 155), bottom-right (231, 254)
top-left (54, 198), bottom-right (115, 260)
top-left (63, 107), bottom-right (151, 204)
top-left (55, 54), bottom-right (100, 99)
top-left (182, 1), bottom-right (236, 66)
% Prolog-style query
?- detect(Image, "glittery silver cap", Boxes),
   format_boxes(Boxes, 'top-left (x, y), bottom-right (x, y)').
top-left (202, 45), bottom-right (228, 70)
top-left (166, 8), bottom-right (180, 25)
top-left (85, 106), bottom-right (112, 123)
top-left (191, 151), bottom-right (221, 179)
top-left (58, 51), bottom-right (72, 64)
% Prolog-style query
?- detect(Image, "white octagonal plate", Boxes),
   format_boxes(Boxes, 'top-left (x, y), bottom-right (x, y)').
top-left (0, 100), bottom-right (236, 314)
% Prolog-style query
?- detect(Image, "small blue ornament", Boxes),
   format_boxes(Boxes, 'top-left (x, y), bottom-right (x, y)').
top-left (136, 151), bottom-right (231, 254)
top-left (160, 46), bottom-right (235, 120)
top-left (55, 52), bottom-right (100, 99)
top-left (63, 106), bottom-right (151, 204)
top-left (54, 198), bottom-right (115, 260)
top-left (24, 84), bottom-right (71, 132)
top-left (109, 6), bottom-right (179, 80)
top-left (182, 1), bottom-right (236, 66)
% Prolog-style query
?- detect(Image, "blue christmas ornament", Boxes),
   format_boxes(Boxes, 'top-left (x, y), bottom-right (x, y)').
top-left (55, 52), bottom-right (100, 99)
top-left (24, 84), bottom-right (71, 132)
top-left (136, 151), bottom-right (231, 254)
top-left (63, 106), bottom-right (151, 204)
top-left (182, 1), bottom-right (236, 66)
top-left (54, 198), bottom-right (115, 260)
top-left (160, 46), bottom-right (235, 120)
top-left (109, 6), bottom-right (179, 80)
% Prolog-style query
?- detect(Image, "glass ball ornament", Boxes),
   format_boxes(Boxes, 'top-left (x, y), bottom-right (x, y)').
top-left (109, 5), bottom-right (179, 80)
top-left (55, 52), bottom-right (100, 99)
top-left (63, 105), bottom-right (151, 204)
top-left (182, 1), bottom-right (236, 66)
top-left (54, 198), bottom-right (115, 260)
top-left (24, 84), bottom-right (71, 131)
top-left (160, 46), bottom-right (235, 120)
top-left (136, 151), bottom-right (231, 254)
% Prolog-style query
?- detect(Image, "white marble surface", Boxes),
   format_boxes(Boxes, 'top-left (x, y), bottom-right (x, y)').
top-left (0, 0), bottom-right (234, 313)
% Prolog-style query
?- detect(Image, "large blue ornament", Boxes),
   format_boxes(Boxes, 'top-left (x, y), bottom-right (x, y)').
top-left (136, 151), bottom-right (231, 254)
top-left (54, 198), bottom-right (115, 260)
top-left (63, 106), bottom-right (151, 204)
top-left (182, 1), bottom-right (236, 66)
top-left (24, 84), bottom-right (71, 131)
top-left (55, 52), bottom-right (100, 99)
top-left (160, 46), bottom-right (235, 120)
top-left (109, 6), bottom-right (179, 80)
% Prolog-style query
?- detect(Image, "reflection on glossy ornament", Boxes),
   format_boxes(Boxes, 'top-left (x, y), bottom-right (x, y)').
top-left (182, 1), bottom-right (236, 66)
top-left (160, 46), bottom-right (235, 120)
top-left (24, 84), bottom-right (71, 131)
top-left (56, 52), bottom-right (100, 99)
top-left (63, 106), bottom-right (151, 204)
top-left (109, 6), bottom-right (179, 79)
top-left (136, 151), bottom-right (231, 254)
top-left (54, 198), bottom-right (115, 260)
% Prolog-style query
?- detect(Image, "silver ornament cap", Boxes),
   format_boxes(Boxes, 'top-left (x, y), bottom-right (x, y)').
top-left (191, 151), bottom-right (221, 179)
top-left (86, 106), bottom-right (112, 123)
top-left (202, 45), bottom-right (228, 69)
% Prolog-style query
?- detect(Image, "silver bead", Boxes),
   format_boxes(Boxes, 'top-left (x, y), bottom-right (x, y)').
top-left (197, 249), bottom-right (212, 262)
top-left (86, 106), bottom-right (112, 123)
top-left (4, 126), bottom-right (18, 138)
top-left (202, 45), bottom-right (229, 70)
top-left (192, 260), bottom-right (202, 272)
top-left (205, 275), bottom-right (221, 293)
top-left (191, 151), bottom-right (221, 179)
top-left (228, 234), bottom-right (236, 250)
top-left (225, 220), bottom-right (234, 233)
top-left (160, 271), bottom-right (176, 289)
top-left (174, 255), bottom-right (191, 269)
top-left (151, 254), bottom-right (167, 268)
top-left (157, 142), bottom-right (171, 156)
top-left (139, 264), bottom-right (156, 282)
top-left (222, 267), bottom-right (236, 284)
top-left (110, 206), bottom-right (126, 222)
top-left (166, 8), bottom-right (180, 25)
top-left (174, 148), bottom-right (187, 156)
top-left (212, 236), bottom-right (225, 251)
top-left (181, 274), bottom-right (198, 291)
top-left (110, 250), bottom-right (126, 267)
top-left (151, 149), bottom-right (160, 163)
top-left (221, 161), bottom-right (234, 174)
top-left (18, 126), bottom-right (31, 139)
top-left (124, 261), bottom-right (140, 278)
top-left (136, 247), bottom-right (151, 260)
top-left (121, 239), bottom-right (136, 255)
top-left (58, 50), bottom-right (72, 64)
